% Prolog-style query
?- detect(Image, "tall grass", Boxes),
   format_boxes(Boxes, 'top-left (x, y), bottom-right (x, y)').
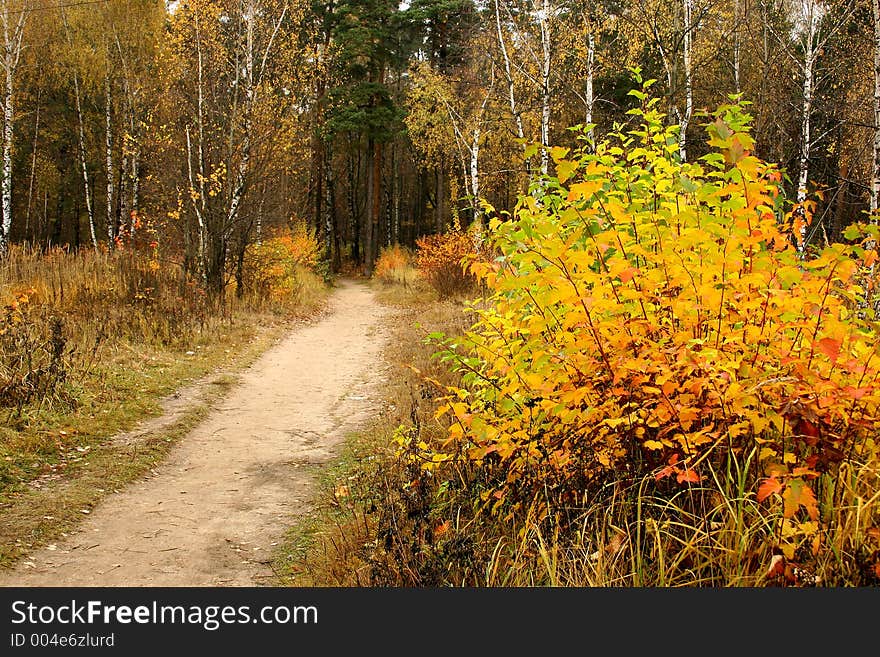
top-left (1, 244), bottom-right (214, 351)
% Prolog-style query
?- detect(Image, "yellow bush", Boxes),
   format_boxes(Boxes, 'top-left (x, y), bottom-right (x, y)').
top-left (374, 244), bottom-right (413, 285)
top-left (415, 228), bottom-right (487, 298)
top-left (241, 224), bottom-right (320, 303)
top-left (427, 95), bottom-right (880, 569)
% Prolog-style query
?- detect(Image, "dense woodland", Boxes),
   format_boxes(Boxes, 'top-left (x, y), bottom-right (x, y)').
top-left (0, 0), bottom-right (877, 286)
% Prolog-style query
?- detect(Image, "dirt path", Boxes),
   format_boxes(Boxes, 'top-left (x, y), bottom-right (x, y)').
top-left (0, 280), bottom-right (390, 586)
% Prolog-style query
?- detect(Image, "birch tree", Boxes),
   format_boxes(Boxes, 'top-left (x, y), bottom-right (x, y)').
top-left (873, 0), bottom-right (880, 217)
top-left (0, 0), bottom-right (26, 253)
top-left (169, 0), bottom-right (293, 295)
top-left (60, 7), bottom-right (98, 249)
top-left (493, 0), bottom-right (558, 177)
top-left (623, 0), bottom-right (705, 161)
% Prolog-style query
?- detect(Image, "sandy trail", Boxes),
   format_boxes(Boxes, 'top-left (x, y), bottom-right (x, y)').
top-left (0, 280), bottom-right (389, 586)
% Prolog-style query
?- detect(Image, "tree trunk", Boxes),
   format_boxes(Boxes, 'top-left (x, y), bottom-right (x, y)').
top-left (494, 0), bottom-right (530, 179)
top-left (733, 0), bottom-right (741, 95)
top-left (72, 70), bottom-right (97, 249)
top-left (61, 10), bottom-right (97, 249)
top-left (0, 0), bottom-right (25, 253)
top-left (185, 126), bottom-right (207, 273)
top-left (1, 41), bottom-right (12, 249)
top-left (539, 0), bottom-right (552, 176)
top-left (326, 145), bottom-right (340, 271)
top-left (873, 0), bottom-right (880, 217)
top-left (435, 165), bottom-right (444, 232)
top-left (796, 36), bottom-right (815, 208)
top-left (679, 0), bottom-right (693, 162)
top-left (105, 74), bottom-right (115, 247)
top-left (347, 148), bottom-right (359, 263)
top-left (206, 233), bottom-right (227, 300)
top-left (585, 16), bottom-right (595, 145)
top-left (25, 87), bottom-right (39, 243)
top-left (833, 161), bottom-right (848, 242)
top-left (364, 138), bottom-right (382, 275)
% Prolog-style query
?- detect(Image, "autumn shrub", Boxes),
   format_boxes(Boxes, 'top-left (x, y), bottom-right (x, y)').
top-left (374, 244), bottom-right (414, 286)
top-left (240, 224), bottom-right (321, 306)
top-left (411, 90), bottom-right (880, 584)
top-left (415, 226), bottom-right (488, 298)
top-left (0, 291), bottom-right (76, 416)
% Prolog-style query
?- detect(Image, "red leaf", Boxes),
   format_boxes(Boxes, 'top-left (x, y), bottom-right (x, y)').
top-left (655, 465), bottom-right (675, 482)
top-left (846, 386), bottom-right (871, 400)
top-left (795, 418), bottom-right (819, 446)
top-left (817, 337), bottom-right (841, 362)
top-left (757, 477), bottom-right (783, 503)
top-left (676, 468), bottom-right (701, 484)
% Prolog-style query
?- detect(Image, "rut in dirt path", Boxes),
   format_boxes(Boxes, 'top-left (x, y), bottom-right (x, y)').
top-left (0, 280), bottom-right (390, 586)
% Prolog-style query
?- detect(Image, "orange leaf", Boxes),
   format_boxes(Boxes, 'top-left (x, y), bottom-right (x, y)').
top-left (433, 520), bottom-right (451, 538)
top-left (816, 337), bottom-right (841, 362)
top-left (655, 465), bottom-right (675, 481)
top-left (757, 477), bottom-right (783, 503)
top-left (619, 267), bottom-right (639, 283)
top-left (782, 478), bottom-right (819, 520)
top-left (676, 468), bottom-right (701, 484)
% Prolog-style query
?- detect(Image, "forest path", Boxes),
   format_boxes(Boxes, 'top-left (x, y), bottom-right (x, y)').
top-left (0, 279), bottom-right (390, 586)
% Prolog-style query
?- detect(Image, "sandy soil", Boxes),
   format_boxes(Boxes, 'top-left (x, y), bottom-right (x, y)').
top-left (0, 279), bottom-right (389, 586)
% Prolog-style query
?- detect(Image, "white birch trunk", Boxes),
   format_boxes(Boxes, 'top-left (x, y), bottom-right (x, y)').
top-left (494, 0), bottom-right (529, 175)
top-left (539, 0), bottom-right (552, 176)
top-left (1, 46), bottom-right (13, 249)
top-left (0, 0), bottom-right (25, 253)
top-left (872, 0), bottom-right (880, 218)
top-left (130, 134), bottom-right (139, 236)
top-left (227, 2), bottom-right (286, 233)
top-left (470, 126), bottom-right (480, 222)
top-left (679, 0), bottom-right (693, 162)
top-left (226, 1), bottom-right (255, 230)
top-left (733, 0), bottom-right (741, 95)
top-left (796, 23), bottom-right (815, 208)
top-left (195, 12), bottom-right (207, 228)
top-left (61, 9), bottom-right (97, 248)
top-left (72, 71), bottom-right (96, 249)
top-left (113, 28), bottom-right (141, 237)
top-left (105, 74), bottom-right (115, 246)
top-left (585, 25), bottom-right (595, 132)
top-left (186, 125), bottom-right (206, 269)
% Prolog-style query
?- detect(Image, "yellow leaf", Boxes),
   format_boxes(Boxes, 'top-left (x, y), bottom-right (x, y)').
top-left (567, 180), bottom-right (603, 201)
